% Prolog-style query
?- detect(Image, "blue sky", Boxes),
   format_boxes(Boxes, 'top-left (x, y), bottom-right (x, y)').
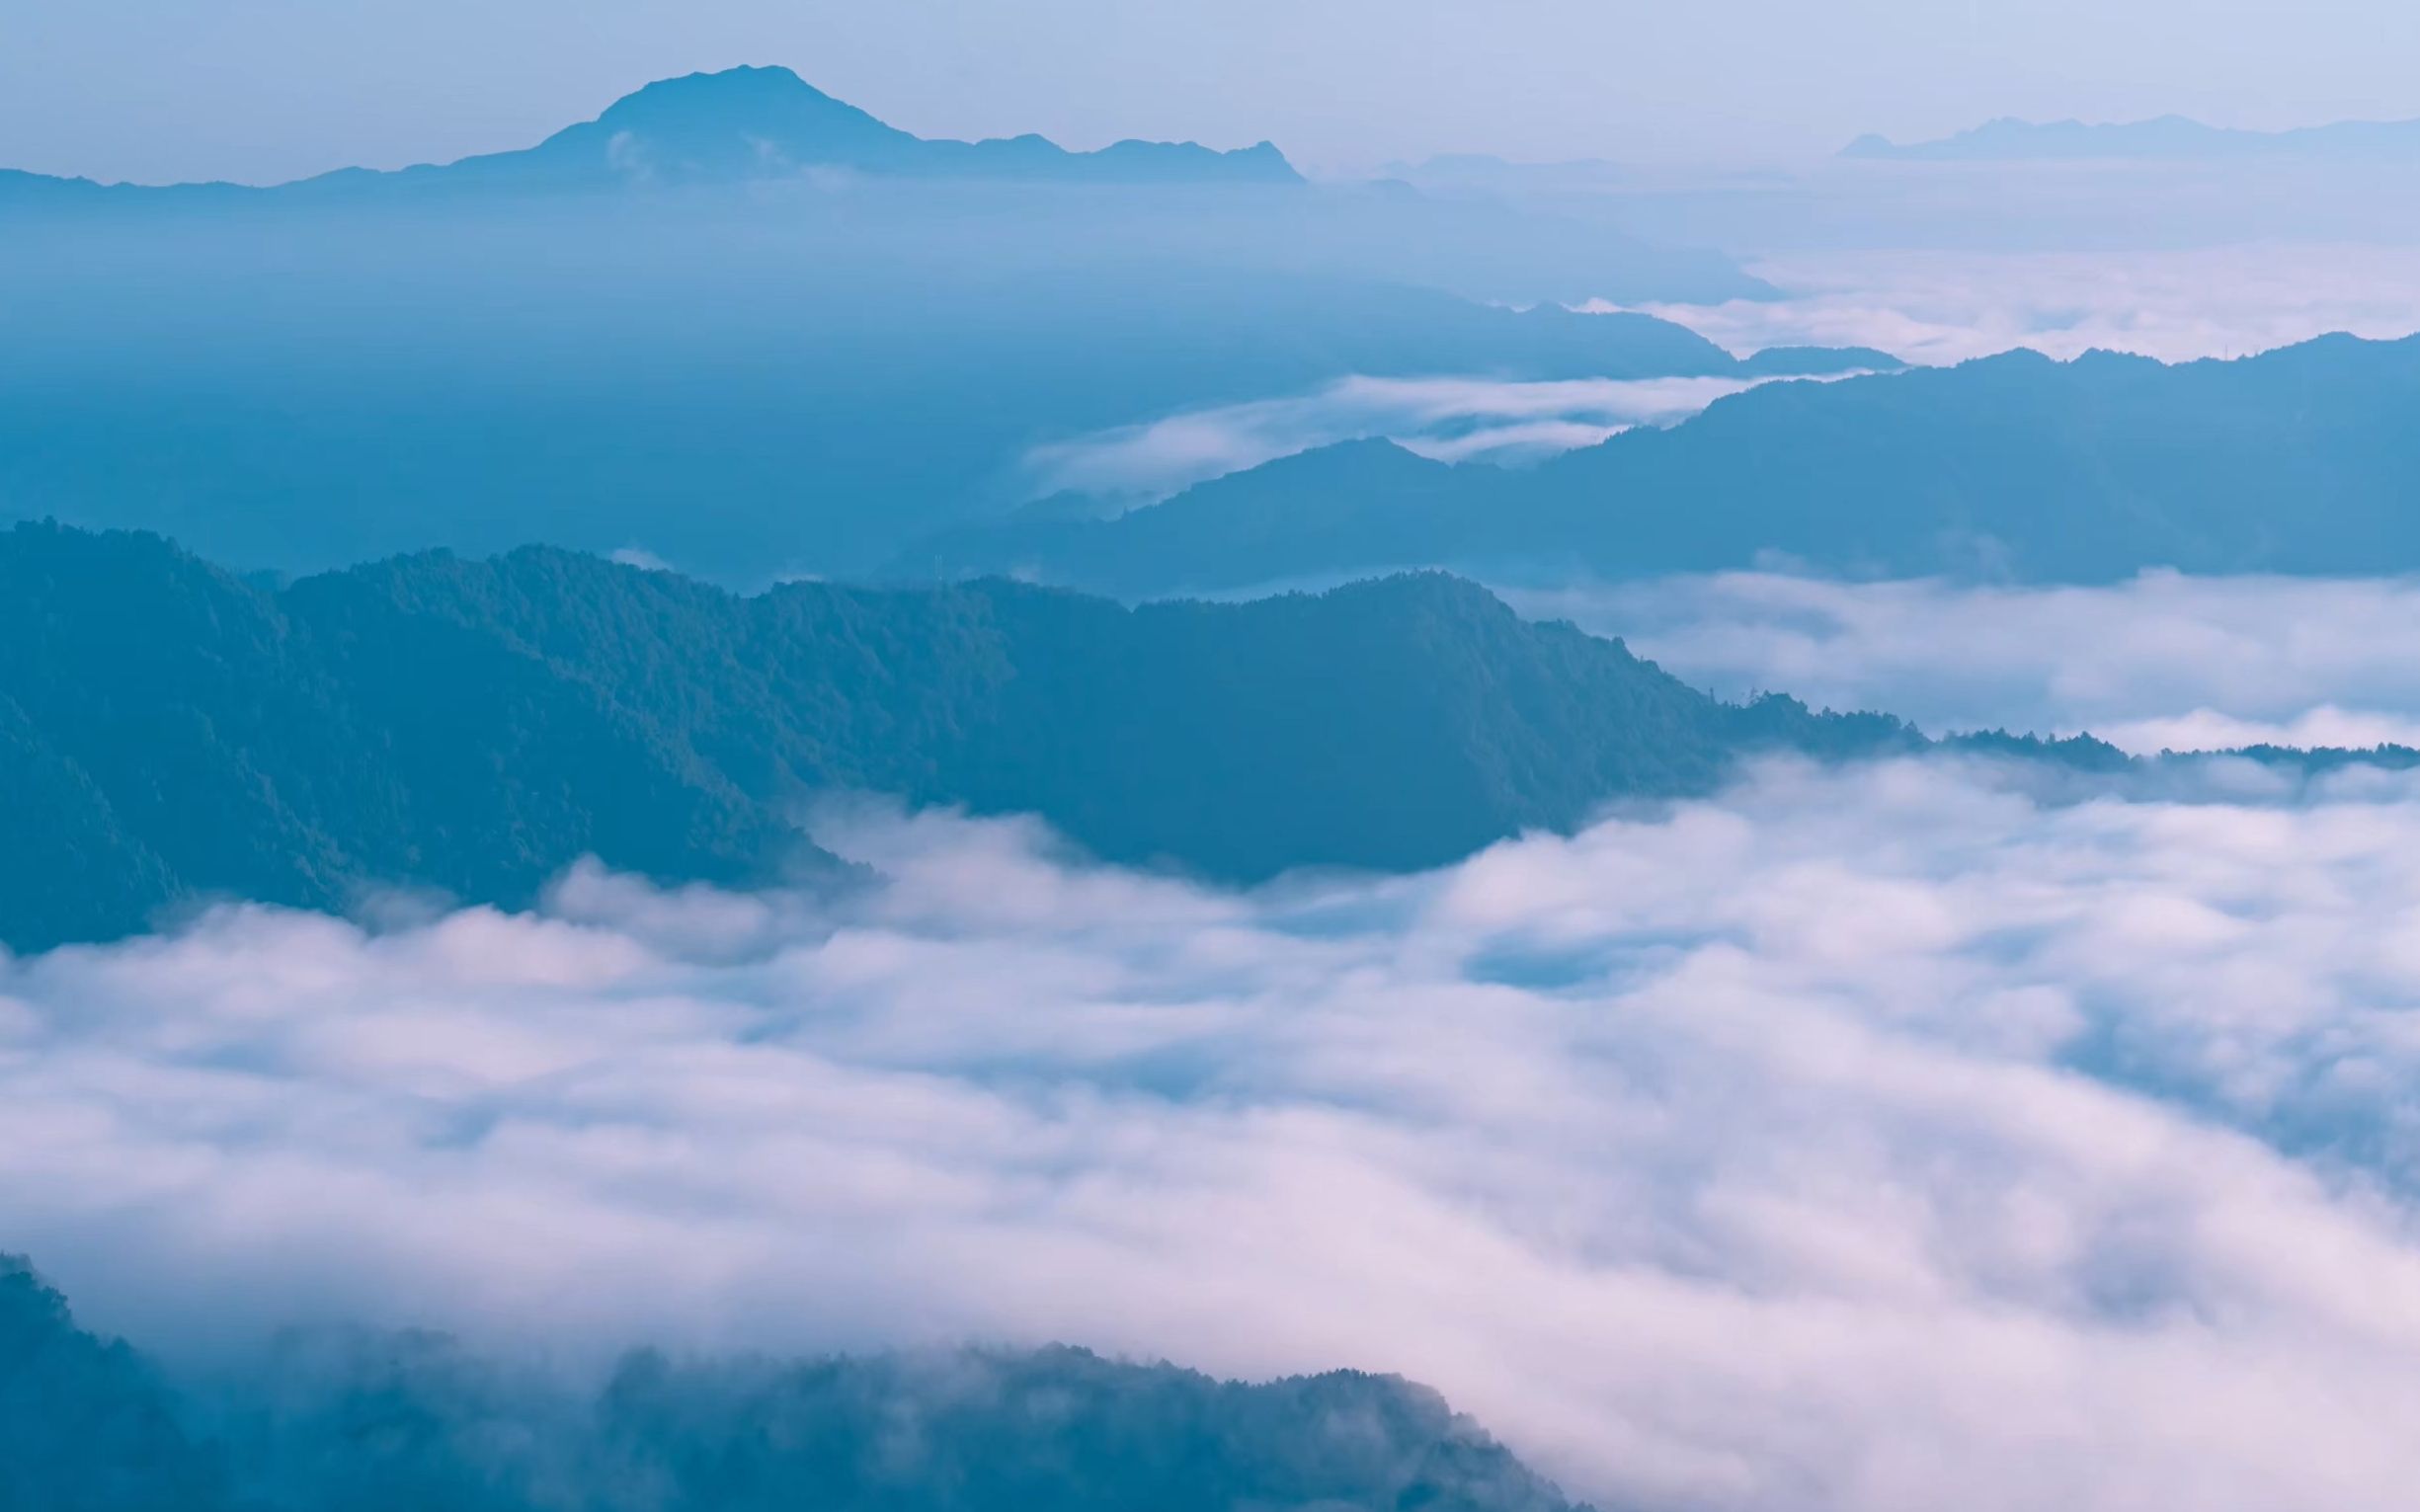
top-left (7, 0), bottom-right (2420, 183)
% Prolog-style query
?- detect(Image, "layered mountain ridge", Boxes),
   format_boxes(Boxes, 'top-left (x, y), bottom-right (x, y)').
top-left (0, 523), bottom-right (1943, 950)
top-left (11, 523), bottom-right (2402, 955)
top-left (913, 331), bottom-right (2420, 591)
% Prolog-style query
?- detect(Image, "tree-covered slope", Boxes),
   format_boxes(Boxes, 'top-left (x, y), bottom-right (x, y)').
top-left (0, 1261), bottom-right (229, 1512)
top-left (0, 523), bottom-right (1910, 949)
top-left (0, 1255), bottom-right (1586, 1512)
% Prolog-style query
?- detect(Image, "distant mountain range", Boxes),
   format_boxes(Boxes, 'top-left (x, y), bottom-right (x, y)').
top-left (0, 63), bottom-right (1769, 305)
top-left (911, 332), bottom-right (2420, 590)
top-left (1844, 113), bottom-right (2420, 162)
top-left (0, 1253), bottom-right (1582, 1512)
top-left (0, 64), bottom-right (1298, 203)
top-left (0, 68), bottom-right (1807, 581)
top-left (0, 523), bottom-right (2009, 951)
top-left (0, 251), bottom-right (1875, 578)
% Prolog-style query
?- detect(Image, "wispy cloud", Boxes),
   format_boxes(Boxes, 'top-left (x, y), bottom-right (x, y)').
top-left (1598, 244), bottom-right (2420, 364)
top-left (1020, 374), bottom-right (1768, 506)
top-left (1507, 571), bottom-right (2420, 752)
top-left (11, 767), bottom-right (2420, 1510)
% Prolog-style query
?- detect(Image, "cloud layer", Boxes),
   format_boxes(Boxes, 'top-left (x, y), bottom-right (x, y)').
top-left (1021, 374), bottom-right (1768, 505)
top-left (1609, 243), bottom-right (2420, 365)
top-left (10, 765), bottom-right (2420, 1510)
top-left (1507, 571), bottom-right (2420, 753)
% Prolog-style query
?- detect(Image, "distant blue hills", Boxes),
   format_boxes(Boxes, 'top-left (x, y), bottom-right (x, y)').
top-left (1844, 113), bottom-right (2420, 161)
top-left (911, 332), bottom-right (2420, 591)
top-left (1, 64), bottom-right (1300, 200)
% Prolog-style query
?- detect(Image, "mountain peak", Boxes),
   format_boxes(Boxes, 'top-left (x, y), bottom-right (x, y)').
top-left (567, 63), bottom-right (910, 161)
top-left (514, 64), bottom-right (1297, 186)
top-left (595, 64), bottom-right (846, 120)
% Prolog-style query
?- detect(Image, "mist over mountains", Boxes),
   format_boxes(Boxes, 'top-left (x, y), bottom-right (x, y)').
top-left (0, 1256), bottom-right (1580, 1512)
top-left (0, 66), bottom-right (1864, 581)
top-left (1, 64), bottom-right (1300, 201)
top-left (14, 29), bottom-right (2420, 1512)
top-left (917, 332), bottom-right (2420, 592)
top-left (0, 241), bottom-right (1871, 579)
top-left (0, 63), bottom-right (1765, 304)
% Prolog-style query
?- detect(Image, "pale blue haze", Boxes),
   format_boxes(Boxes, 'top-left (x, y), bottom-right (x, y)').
top-left (6, 0), bottom-right (2419, 184)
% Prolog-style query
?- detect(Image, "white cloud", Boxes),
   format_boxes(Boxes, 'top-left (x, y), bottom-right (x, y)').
top-left (1021, 373), bottom-right (1771, 506)
top-left (1505, 571), bottom-right (2420, 753)
top-left (2098, 706), bottom-right (2420, 755)
top-left (1597, 244), bottom-right (2420, 365)
top-left (12, 769), bottom-right (2420, 1509)
top-left (607, 545), bottom-right (675, 573)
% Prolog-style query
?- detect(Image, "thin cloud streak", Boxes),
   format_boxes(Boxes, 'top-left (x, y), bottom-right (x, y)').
top-left (1507, 571), bottom-right (2420, 753)
top-left (1020, 373), bottom-right (1770, 507)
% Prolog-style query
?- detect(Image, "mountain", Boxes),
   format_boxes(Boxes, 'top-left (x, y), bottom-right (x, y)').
top-left (0, 71), bottom-right (1794, 585)
top-left (1734, 344), bottom-right (1902, 376)
top-left (906, 438), bottom-right (1483, 589)
top-left (0, 63), bottom-right (1806, 580)
top-left (0, 1255), bottom-right (1586, 1512)
top-left (0, 1261), bottom-right (226, 1512)
top-left (8, 524), bottom-right (2398, 954)
top-left (1, 66), bottom-right (1299, 201)
top-left (308, 64), bottom-right (1303, 194)
top-left (0, 523), bottom-right (1930, 950)
top-left (1843, 114), bottom-right (2420, 162)
top-left (912, 333), bottom-right (2420, 592)
top-left (0, 227), bottom-right (1873, 579)
top-left (1, 65), bottom-right (1770, 299)
top-left (0, 524), bottom-right (833, 951)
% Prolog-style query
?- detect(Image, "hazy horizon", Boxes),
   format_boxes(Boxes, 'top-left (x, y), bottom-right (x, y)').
top-left (10, 0), bottom-right (2420, 185)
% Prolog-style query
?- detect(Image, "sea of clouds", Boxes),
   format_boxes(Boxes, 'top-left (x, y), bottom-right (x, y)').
top-left (1620, 243), bottom-right (2420, 365)
top-left (11, 762), bottom-right (2420, 1512)
top-left (1505, 571), bottom-right (2420, 753)
top-left (1023, 243), bottom-right (2420, 514)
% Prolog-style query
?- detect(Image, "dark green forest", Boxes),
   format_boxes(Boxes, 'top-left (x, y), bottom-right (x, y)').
top-left (0, 522), bottom-right (1923, 949)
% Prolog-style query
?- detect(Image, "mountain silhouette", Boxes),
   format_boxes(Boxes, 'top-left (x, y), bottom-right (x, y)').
top-left (0, 240), bottom-right (1835, 578)
top-left (917, 333), bottom-right (2420, 591)
top-left (0, 524), bottom-right (1933, 950)
top-left (1844, 113), bottom-right (2420, 161)
top-left (6, 524), bottom-right (2388, 955)
top-left (2, 65), bottom-right (1300, 199)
